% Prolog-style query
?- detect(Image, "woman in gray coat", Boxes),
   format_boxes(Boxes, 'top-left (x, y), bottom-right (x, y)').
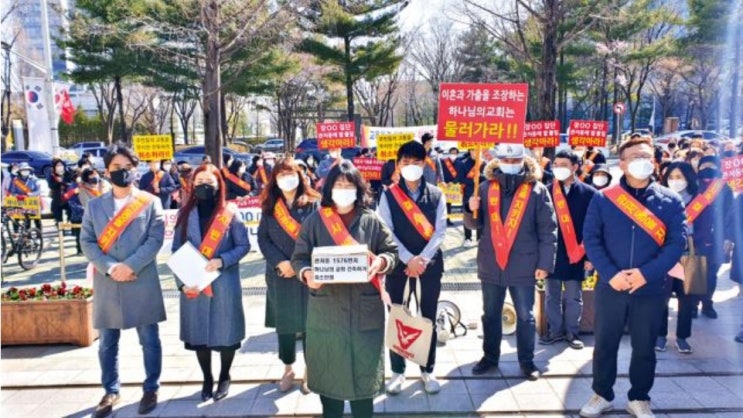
top-left (292, 161), bottom-right (398, 418)
top-left (171, 164), bottom-right (250, 403)
top-left (257, 157), bottom-right (320, 393)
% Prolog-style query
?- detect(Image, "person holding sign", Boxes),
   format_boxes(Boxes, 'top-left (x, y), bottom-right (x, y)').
top-left (79, 144), bottom-right (166, 418)
top-left (9, 163), bottom-right (42, 230)
top-left (579, 136), bottom-right (686, 418)
top-left (457, 149), bottom-right (484, 245)
top-left (440, 147), bottom-right (460, 226)
top-left (541, 151), bottom-right (598, 350)
top-left (377, 141), bottom-right (448, 395)
top-left (291, 161), bottom-right (397, 418)
top-left (171, 164), bottom-right (250, 403)
top-left (465, 144), bottom-right (558, 381)
top-left (257, 157), bottom-right (320, 393)
top-left (140, 160), bottom-right (179, 210)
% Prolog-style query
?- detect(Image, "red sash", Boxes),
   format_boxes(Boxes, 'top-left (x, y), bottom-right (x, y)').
top-left (466, 164), bottom-right (479, 179)
top-left (257, 167), bottom-right (268, 184)
top-left (685, 179), bottom-right (725, 224)
top-left (196, 205), bottom-right (237, 297)
top-left (82, 185), bottom-right (102, 198)
top-left (487, 181), bottom-right (533, 270)
top-left (154, 171), bottom-right (164, 184)
top-left (552, 182), bottom-right (585, 264)
top-left (62, 187), bottom-right (79, 202)
top-left (443, 158), bottom-right (457, 178)
top-left (425, 157), bottom-right (436, 172)
top-left (587, 151), bottom-right (599, 162)
top-left (98, 193), bottom-right (154, 254)
top-left (222, 168), bottom-right (252, 192)
top-left (388, 184), bottom-right (434, 241)
top-left (318, 207), bottom-right (381, 291)
top-left (274, 198), bottom-right (301, 240)
top-left (12, 178), bottom-right (31, 195)
top-left (603, 185), bottom-right (666, 246)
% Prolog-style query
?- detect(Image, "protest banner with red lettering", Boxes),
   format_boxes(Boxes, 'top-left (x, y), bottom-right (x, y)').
top-left (722, 155), bottom-right (743, 192)
top-left (524, 120), bottom-right (561, 148)
top-left (568, 120), bottom-right (608, 147)
top-left (437, 83), bottom-right (529, 145)
top-left (353, 157), bottom-right (384, 180)
top-left (317, 122), bottom-right (356, 149)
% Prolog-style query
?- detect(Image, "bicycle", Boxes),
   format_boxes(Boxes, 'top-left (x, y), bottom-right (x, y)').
top-left (1, 209), bottom-right (44, 270)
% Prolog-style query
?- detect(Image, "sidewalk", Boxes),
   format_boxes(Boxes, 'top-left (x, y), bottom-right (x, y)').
top-left (2, 223), bottom-right (743, 417)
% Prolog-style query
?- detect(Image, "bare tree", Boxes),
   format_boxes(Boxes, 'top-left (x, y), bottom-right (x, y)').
top-left (353, 72), bottom-right (400, 127)
top-left (224, 93), bottom-right (250, 142)
top-left (90, 82), bottom-right (119, 144)
top-left (139, 88), bottom-right (173, 135)
top-left (173, 87), bottom-right (199, 145)
top-left (678, 45), bottom-right (722, 130)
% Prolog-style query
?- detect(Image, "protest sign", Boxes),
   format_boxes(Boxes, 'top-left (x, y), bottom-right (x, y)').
top-left (377, 132), bottom-right (415, 161)
top-left (722, 155), bottom-right (743, 192)
top-left (133, 135), bottom-right (173, 161)
top-left (312, 245), bottom-right (369, 283)
top-left (317, 122), bottom-right (356, 149)
top-left (3, 196), bottom-right (41, 220)
top-left (353, 157), bottom-right (384, 180)
top-left (524, 120), bottom-right (561, 148)
top-left (568, 121), bottom-right (608, 147)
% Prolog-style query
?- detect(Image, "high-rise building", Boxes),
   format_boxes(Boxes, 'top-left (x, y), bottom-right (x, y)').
top-left (13, 0), bottom-right (72, 79)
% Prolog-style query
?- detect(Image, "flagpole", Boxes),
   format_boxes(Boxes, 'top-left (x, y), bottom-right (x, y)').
top-left (40, 0), bottom-right (60, 156)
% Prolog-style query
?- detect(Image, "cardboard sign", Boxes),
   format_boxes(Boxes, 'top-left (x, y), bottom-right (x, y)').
top-left (569, 121), bottom-right (608, 147)
top-left (3, 196), bottom-right (41, 220)
top-left (312, 244), bottom-right (369, 283)
top-left (353, 157), bottom-right (384, 181)
top-left (362, 125), bottom-right (436, 149)
top-left (524, 120), bottom-right (561, 148)
top-left (437, 83), bottom-right (529, 145)
top-left (722, 155), bottom-right (743, 192)
top-left (438, 182), bottom-right (463, 206)
top-left (377, 132), bottom-right (415, 161)
top-left (317, 122), bottom-right (356, 149)
top-left (133, 135), bottom-right (173, 161)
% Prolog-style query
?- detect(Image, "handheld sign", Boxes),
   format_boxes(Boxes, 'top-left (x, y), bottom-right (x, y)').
top-left (569, 121), bottom-right (608, 147)
top-left (133, 135), bottom-right (174, 160)
top-left (317, 122), bottom-right (356, 150)
top-left (353, 157), bottom-right (384, 181)
top-left (722, 155), bottom-right (743, 192)
top-left (524, 121), bottom-right (561, 148)
top-left (312, 244), bottom-right (370, 283)
top-left (377, 132), bottom-right (415, 161)
top-left (3, 196), bottom-right (41, 220)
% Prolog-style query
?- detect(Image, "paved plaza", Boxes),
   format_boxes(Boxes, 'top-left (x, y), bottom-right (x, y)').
top-left (2, 222), bottom-right (742, 417)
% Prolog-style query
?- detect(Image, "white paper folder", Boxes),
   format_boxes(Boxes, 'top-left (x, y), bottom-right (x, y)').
top-left (167, 241), bottom-right (220, 291)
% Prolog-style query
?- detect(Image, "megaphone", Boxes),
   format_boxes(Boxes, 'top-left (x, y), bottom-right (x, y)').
top-left (502, 302), bottom-right (517, 336)
top-left (436, 300), bottom-right (462, 344)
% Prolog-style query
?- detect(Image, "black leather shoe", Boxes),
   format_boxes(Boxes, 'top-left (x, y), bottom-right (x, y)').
top-left (201, 379), bottom-right (214, 402)
top-left (471, 358), bottom-right (497, 375)
top-left (521, 363), bottom-right (541, 381)
top-left (138, 391), bottom-right (158, 415)
top-left (701, 307), bottom-right (718, 319)
top-left (94, 393), bottom-right (120, 418)
top-left (214, 379), bottom-right (230, 401)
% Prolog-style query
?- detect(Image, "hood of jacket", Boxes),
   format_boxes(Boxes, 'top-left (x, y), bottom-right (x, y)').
top-left (484, 156), bottom-right (542, 184)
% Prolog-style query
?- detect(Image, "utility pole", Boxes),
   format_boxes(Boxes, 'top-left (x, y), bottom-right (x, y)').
top-left (40, 0), bottom-right (60, 156)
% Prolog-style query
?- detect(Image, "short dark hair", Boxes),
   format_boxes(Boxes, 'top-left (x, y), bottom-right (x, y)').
top-left (449, 147), bottom-right (459, 154)
top-left (618, 136), bottom-right (653, 159)
top-left (421, 133), bottom-right (434, 145)
top-left (77, 158), bottom-right (90, 168)
top-left (320, 159), bottom-right (373, 209)
top-left (51, 158), bottom-right (65, 170)
top-left (103, 143), bottom-right (139, 169)
top-left (81, 168), bottom-right (98, 183)
top-left (397, 141), bottom-right (426, 162)
top-left (554, 150), bottom-right (580, 166)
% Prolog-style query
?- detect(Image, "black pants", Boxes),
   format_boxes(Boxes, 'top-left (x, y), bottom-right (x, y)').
top-left (658, 278), bottom-right (695, 339)
top-left (386, 272), bottom-right (442, 374)
top-left (277, 333), bottom-right (305, 365)
top-left (463, 225), bottom-right (482, 241)
top-left (320, 395), bottom-right (373, 418)
top-left (701, 262), bottom-right (721, 310)
top-left (592, 287), bottom-right (665, 402)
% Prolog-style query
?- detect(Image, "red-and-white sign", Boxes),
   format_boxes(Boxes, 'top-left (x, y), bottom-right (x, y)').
top-left (613, 103), bottom-right (626, 115)
top-left (569, 120), bottom-right (608, 147)
top-left (722, 155), bottom-right (743, 192)
top-left (437, 83), bottom-right (529, 145)
top-left (316, 121), bottom-right (356, 149)
top-left (524, 120), bottom-right (560, 148)
top-left (353, 157), bottom-right (384, 181)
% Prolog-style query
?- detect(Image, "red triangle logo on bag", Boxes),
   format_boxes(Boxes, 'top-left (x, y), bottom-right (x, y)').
top-left (395, 319), bottom-right (422, 350)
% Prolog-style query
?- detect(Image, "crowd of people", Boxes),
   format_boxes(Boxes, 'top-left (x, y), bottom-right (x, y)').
top-left (5, 131), bottom-right (741, 418)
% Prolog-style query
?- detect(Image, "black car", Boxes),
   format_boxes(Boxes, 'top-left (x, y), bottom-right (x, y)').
top-left (1, 150), bottom-right (66, 177)
top-left (294, 138), bottom-right (361, 162)
top-left (173, 146), bottom-right (252, 166)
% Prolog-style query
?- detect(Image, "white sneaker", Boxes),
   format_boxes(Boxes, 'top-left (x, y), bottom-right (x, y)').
top-left (421, 372), bottom-right (440, 394)
top-left (579, 393), bottom-right (613, 418)
top-left (626, 400), bottom-right (655, 418)
top-left (385, 373), bottom-right (405, 395)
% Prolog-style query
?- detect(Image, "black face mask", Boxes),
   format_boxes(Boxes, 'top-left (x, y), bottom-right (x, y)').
top-left (697, 168), bottom-right (718, 180)
top-left (89, 177), bottom-right (100, 185)
top-left (194, 184), bottom-right (217, 200)
top-left (723, 151), bottom-right (736, 158)
top-left (110, 169), bottom-right (134, 187)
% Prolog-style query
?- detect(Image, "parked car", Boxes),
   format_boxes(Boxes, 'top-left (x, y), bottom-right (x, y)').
top-left (173, 146), bottom-right (252, 167)
top-left (82, 147), bottom-right (109, 172)
top-left (255, 138), bottom-right (285, 153)
top-left (295, 138), bottom-right (361, 163)
top-left (0, 150), bottom-right (71, 177)
top-left (70, 141), bottom-right (105, 156)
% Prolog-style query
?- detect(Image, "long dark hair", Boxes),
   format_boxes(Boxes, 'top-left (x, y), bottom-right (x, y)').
top-left (320, 159), bottom-right (374, 209)
top-left (661, 161), bottom-right (699, 196)
top-left (260, 157), bottom-right (320, 214)
top-left (175, 164), bottom-right (227, 232)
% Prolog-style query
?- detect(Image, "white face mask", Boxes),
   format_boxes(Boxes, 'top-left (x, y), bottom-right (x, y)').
top-left (593, 175), bottom-right (609, 187)
top-left (500, 162), bottom-right (523, 175)
top-left (627, 158), bottom-right (655, 180)
top-left (553, 167), bottom-right (573, 182)
top-left (55, 166), bottom-right (65, 175)
top-left (163, 164), bottom-right (172, 172)
top-left (238, 167), bottom-right (246, 176)
top-left (667, 179), bottom-right (687, 193)
top-left (400, 164), bottom-right (424, 182)
top-left (277, 175), bottom-right (299, 192)
top-left (332, 188), bottom-right (357, 208)
top-left (574, 150), bottom-right (586, 158)
top-left (449, 154), bottom-right (457, 161)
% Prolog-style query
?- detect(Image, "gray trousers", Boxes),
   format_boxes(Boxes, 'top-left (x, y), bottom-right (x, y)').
top-left (545, 279), bottom-right (583, 336)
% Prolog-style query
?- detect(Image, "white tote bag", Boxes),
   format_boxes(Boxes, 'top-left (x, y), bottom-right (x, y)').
top-left (385, 277), bottom-right (433, 367)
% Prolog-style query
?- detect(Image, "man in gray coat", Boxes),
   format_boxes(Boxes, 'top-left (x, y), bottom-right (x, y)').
top-left (80, 144), bottom-right (166, 418)
top-left (465, 144), bottom-right (558, 381)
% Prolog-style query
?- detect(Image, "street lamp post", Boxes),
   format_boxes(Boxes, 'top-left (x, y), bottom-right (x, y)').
top-left (40, 0), bottom-right (60, 156)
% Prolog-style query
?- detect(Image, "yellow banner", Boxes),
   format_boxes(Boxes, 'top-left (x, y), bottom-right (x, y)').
top-left (377, 132), bottom-right (415, 161)
top-left (133, 135), bottom-right (174, 161)
top-left (3, 196), bottom-right (41, 220)
top-left (438, 183), bottom-right (463, 206)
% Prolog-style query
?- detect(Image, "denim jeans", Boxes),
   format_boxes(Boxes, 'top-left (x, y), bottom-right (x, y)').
top-left (545, 279), bottom-right (583, 336)
top-left (481, 281), bottom-right (535, 365)
top-left (99, 324), bottom-right (162, 394)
